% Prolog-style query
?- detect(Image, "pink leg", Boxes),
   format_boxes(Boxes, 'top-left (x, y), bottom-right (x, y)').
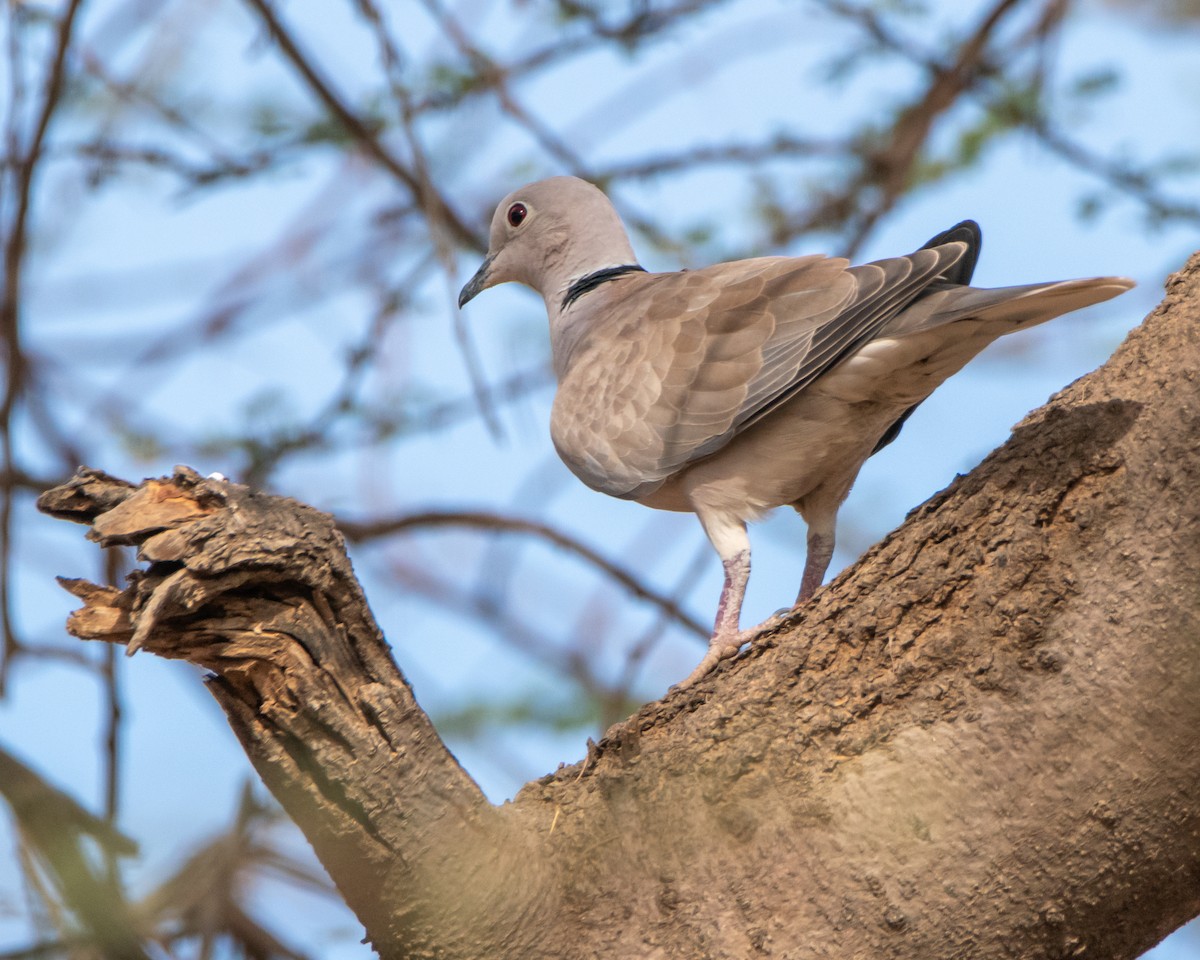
top-left (796, 530), bottom-right (834, 604)
top-left (677, 548), bottom-right (751, 688)
top-left (676, 511), bottom-right (753, 688)
top-left (792, 500), bottom-right (839, 606)
top-left (712, 548), bottom-right (750, 638)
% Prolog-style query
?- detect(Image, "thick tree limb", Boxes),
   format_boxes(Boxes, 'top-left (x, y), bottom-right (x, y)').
top-left (39, 470), bottom-right (551, 957)
top-left (40, 253), bottom-right (1200, 958)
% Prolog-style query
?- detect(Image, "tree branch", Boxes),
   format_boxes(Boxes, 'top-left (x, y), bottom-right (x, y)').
top-left (39, 251), bottom-right (1200, 957)
top-left (240, 0), bottom-right (483, 251)
top-left (37, 468), bottom-right (552, 957)
top-left (339, 509), bottom-right (708, 638)
top-left (0, 0), bottom-right (85, 688)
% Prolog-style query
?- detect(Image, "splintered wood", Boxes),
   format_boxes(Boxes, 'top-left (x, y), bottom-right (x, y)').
top-left (38, 467), bottom-right (223, 651)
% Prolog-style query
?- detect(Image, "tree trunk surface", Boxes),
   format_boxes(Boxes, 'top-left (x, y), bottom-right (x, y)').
top-left (39, 253), bottom-right (1200, 959)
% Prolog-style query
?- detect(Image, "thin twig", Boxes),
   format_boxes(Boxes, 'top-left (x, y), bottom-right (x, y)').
top-left (0, 0), bottom-right (86, 690)
top-left (340, 510), bottom-right (709, 638)
top-left (240, 0), bottom-right (484, 250)
top-left (100, 546), bottom-right (125, 890)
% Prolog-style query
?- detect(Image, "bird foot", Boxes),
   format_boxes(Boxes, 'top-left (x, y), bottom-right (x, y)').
top-left (672, 630), bottom-right (753, 690)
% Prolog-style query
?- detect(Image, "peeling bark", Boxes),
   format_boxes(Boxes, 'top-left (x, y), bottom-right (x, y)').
top-left (39, 253), bottom-right (1200, 959)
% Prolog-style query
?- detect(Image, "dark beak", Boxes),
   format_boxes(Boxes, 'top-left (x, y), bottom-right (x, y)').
top-left (458, 255), bottom-right (494, 308)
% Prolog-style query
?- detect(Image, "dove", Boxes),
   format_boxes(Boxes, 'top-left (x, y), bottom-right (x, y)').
top-left (458, 176), bottom-right (1134, 687)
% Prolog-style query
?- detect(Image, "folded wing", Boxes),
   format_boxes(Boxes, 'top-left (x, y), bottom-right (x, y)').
top-left (551, 243), bottom-right (967, 498)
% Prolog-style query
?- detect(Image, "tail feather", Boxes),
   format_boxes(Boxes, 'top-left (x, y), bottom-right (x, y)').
top-left (935, 276), bottom-right (1135, 328)
top-left (868, 273), bottom-right (1133, 457)
top-left (886, 276), bottom-right (1135, 338)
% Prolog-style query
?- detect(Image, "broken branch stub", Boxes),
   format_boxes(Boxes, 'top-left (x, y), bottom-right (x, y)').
top-left (37, 465), bottom-right (533, 958)
top-left (38, 466), bottom-right (349, 658)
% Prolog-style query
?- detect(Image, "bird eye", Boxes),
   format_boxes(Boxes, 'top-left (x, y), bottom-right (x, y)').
top-left (507, 203), bottom-right (527, 227)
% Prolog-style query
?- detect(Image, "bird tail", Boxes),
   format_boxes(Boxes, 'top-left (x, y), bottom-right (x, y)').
top-left (935, 276), bottom-right (1135, 328)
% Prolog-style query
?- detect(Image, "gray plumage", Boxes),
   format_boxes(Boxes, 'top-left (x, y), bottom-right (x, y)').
top-left (459, 176), bottom-right (1134, 687)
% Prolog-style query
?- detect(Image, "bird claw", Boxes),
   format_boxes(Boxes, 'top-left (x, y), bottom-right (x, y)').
top-left (671, 631), bottom-right (752, 690)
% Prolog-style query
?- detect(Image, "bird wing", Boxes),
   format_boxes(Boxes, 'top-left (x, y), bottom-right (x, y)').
top-left (551, 243), bottom-right (966, 499)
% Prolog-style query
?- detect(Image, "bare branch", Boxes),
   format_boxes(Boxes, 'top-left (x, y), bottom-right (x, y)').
top-left (339, 508), bottom-right (709, 638)
top-left (1, 0), bottom-right (85, 689)
top-left (240, 0), bottom-right (484, 251)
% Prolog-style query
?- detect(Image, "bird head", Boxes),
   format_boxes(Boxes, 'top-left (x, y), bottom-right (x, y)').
top-left (458, 176), bottom-right (639, 310)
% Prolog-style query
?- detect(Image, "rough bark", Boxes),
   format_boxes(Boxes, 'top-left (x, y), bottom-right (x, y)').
top-left (38, 253), bottom-right (1200, 959)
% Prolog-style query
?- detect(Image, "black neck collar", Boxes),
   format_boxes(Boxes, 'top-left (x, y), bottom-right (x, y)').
top-left (561, 264), bottom-right (646, 310)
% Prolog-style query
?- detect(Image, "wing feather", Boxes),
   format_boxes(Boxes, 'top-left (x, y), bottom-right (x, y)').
top-left (551, 244), bottom-right (966, 498)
